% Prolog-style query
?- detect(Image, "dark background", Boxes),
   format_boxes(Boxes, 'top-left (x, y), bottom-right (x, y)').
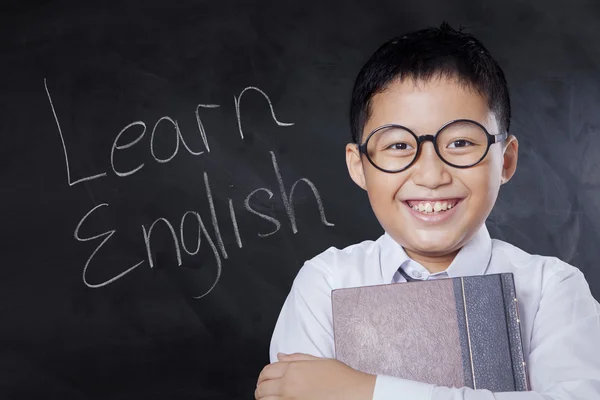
top-left (2, 0), bottom-right (600, 399)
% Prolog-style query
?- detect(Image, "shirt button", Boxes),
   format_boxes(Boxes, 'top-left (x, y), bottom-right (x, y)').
top-left (411, 271), bottom-right (423, 279)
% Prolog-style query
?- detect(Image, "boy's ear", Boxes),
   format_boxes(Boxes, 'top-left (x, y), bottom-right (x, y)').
top-left (346, 143), bottom-right (367, 190)
top-left (500, 134), bottom-right (519, 184)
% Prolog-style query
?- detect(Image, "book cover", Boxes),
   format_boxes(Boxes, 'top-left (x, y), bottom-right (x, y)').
top-left (331, 273), bottom-right (529, 391)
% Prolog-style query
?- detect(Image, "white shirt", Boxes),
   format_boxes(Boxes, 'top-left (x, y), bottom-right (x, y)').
top-left (269, 224), bottom-right (600, 400)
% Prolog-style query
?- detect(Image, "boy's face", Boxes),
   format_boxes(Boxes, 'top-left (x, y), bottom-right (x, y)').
top-left (346, 76), bottom-right (518, 263)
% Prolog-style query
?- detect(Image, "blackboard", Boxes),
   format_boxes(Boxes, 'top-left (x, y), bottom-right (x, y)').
top-left (2, 1), bottom-right (600, 399)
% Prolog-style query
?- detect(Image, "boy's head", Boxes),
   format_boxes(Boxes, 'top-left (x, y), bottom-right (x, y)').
top-left (346, 22), bottom-right (519, 270)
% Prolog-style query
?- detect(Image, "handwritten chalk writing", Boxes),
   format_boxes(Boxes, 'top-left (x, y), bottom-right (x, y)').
top-left (180, 211), bottom-right (203, 255)
top-left (245, 188), bottom-right (282, 237)
top-left (47, 80), bottom-right (298, 183)
top-left (235, 86), bottom-right (294, 140)
top-left (228, 198), bottom-right (243, 248)
top-left (75, 204), bottom-right (222, 298)
top-left (203, 172), bottom-right (228, 259)
top-left (142, 217), bottom-right (183, 268)
top-left (74, 203), bottom-right (144, 287)
top-left (111, 121), bottom-right (146, 177)
top-left (195, 104), bottom-right (219, 153)
top-left (150, 116), bottom-right (206, 164)
top-left (51, 77), bottom-right (335, 299)
top-left (45, 78), bottom-right (108, 186)
top-left (179, 210), bottom-right (223, 299)
top-left (46, 79), bottom-right (214, 183)
top-left (270, 151), bottom-right (334, 233)
top-left (72, 151), bottom-right (333, 298)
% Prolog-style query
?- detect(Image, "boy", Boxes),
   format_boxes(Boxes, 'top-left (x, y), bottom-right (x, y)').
top-left (256, 22), bottom-right (600, 400)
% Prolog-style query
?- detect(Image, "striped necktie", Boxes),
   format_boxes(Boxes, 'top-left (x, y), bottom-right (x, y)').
top-left (397, 266), bottom-right (415, 282)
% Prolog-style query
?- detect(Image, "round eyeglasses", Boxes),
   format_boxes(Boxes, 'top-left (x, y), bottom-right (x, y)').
top-left (357, 119), bottom-right (508, 173)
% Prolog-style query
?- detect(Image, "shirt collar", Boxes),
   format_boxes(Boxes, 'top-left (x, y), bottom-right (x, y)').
top-left (445, 224), bottom-right (492, 278)
top-left (379, 233), bottom-right (412, 283)
top-left (378, 223), bottom-right (492, 283)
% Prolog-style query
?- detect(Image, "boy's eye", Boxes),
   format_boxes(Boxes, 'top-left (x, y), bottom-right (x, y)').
top-left (447, 139), bottom-right (474, 148)
top-left (387, 142), bottom-right (414, 150)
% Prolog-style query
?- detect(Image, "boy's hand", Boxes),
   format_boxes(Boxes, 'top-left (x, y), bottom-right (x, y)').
top-left (255, 352), bottom-right (376, 400)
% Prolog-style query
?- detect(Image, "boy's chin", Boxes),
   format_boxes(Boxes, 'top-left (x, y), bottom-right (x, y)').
top-left (402, 229), bottom-right (465, 256)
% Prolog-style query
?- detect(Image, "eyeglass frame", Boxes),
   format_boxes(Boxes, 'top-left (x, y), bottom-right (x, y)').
top-left (357, 118), bottom-right (508, 173)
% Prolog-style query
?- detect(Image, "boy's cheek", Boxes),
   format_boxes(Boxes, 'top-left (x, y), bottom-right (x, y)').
top-left (364, 170), bottom-right (408, 199)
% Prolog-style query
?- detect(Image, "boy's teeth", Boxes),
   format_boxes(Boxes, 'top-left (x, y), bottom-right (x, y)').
top-left (410, 201), bottom-right (457, 214)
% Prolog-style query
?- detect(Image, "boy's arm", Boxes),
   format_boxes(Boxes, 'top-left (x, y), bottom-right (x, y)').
top-left (269, 259), bottom-right (335, 362)
top-left (374, 266), bottom-right (600, 400)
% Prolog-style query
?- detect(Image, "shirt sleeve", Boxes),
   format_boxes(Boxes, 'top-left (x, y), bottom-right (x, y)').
top-left (269, 258), bottom-right (335, 363)
top-left (373, 265), bottom-right (600, 400)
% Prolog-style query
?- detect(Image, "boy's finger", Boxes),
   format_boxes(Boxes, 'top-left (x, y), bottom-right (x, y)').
top-left (256, 361), bottom-right (287, 386)
top-left (254, 376), bottom-right (283, 399)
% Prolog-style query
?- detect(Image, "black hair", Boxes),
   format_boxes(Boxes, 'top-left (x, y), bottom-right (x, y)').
top-left (349, 21), bottom-right (511, 143)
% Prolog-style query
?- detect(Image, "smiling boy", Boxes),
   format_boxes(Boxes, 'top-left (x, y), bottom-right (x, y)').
top-left (256, 22), bottom-right (600, 400)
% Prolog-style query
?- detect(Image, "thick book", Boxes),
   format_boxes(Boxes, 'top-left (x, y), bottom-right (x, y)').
top-left (331, 273), bottom-right (529, 391)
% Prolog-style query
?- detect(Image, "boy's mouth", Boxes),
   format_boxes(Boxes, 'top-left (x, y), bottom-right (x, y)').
top-left (404, 199), bottom-right (461, 215)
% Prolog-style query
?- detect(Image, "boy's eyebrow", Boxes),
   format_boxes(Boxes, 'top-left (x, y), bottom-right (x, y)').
top-left (371, 119), bottom-right (491, 134)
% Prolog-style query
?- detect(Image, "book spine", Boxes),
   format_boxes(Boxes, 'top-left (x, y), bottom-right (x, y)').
top-left (453, 278), bottom-right (475, 389)
top-left (459, 274), bottom-right (517, 392)
top-left (501, 273), bottom-right (530, 391)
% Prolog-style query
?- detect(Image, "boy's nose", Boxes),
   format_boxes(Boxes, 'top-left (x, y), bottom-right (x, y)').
top-left (410, 142), bottom-right (452, 188)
